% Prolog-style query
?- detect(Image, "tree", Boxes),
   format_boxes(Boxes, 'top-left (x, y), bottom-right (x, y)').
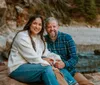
top-left (74, 0), bottom-right (85, 14)
top-left (95, 0), bottom-right (100, 8)
top-left (84, 0), bottom-right (97, 21)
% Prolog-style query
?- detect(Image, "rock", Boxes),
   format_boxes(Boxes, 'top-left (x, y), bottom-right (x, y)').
top-left (76, 52), bottom-right (100, 72)
top-left (0, 53), bottom-right (5, 63)
top-left (4, 32), bottom-right (17, 58)
top-left (0, 0), bottom-right (7, 8)
top-left (6, 32), bottom-right (16, 47)
top-left (15, 6), bottom-right (23, 13)
top-left (0, 51), bottom-right (8, 61)
top-left (83, 72), bottom-right (100, 85)
top-left (0, 0), bottom-right (7, 27)
top-left (94, 49), bottom-right (100, 55)
top-left (0, 64), bottom-right (44, 85)
top-left (0, 8), bottom-right (7, 27)
top-left (0, 36), bottom-right (7, 50)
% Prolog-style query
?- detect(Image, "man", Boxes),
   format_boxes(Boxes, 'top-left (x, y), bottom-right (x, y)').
top-left (45, 17), bottom-right (94, 85)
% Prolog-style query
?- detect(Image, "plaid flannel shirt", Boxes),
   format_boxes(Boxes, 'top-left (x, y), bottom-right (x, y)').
top-left (45, 31), bottom-right (78, 75)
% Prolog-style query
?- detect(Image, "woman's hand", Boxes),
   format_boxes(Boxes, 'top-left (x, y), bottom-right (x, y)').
top-left (42, 58), bottom-right (54, 65)
top-left (54, 60), bottom-right (65, 69)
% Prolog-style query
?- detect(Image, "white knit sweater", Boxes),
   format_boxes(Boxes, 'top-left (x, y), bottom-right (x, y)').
top-left (8, 30), bottom-right (61, 73)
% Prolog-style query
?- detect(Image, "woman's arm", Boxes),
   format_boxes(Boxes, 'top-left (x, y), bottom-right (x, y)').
top-left (14, 32), bottom-right (42, 63)
top-left (42, 42), bottom-right (61, 60)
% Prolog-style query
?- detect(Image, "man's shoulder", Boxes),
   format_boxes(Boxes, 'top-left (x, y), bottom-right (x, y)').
top-left (58, 31), bottom-right (72, 39)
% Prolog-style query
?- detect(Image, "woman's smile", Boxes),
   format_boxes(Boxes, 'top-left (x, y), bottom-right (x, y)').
top-left (30, 18), bottom-right (42, 35)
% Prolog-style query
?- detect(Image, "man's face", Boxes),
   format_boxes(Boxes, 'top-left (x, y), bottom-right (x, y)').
top-left (46, 20), bottom-right (58, 39)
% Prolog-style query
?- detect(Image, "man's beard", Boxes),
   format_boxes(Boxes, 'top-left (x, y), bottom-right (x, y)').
top-left (49, 30), bottom-right (57, 41)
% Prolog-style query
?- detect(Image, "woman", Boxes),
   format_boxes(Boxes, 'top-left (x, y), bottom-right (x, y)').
top-left (8, 15), bottom-right (60, 85)
top-left (8, 15), bottom-right (76, 85)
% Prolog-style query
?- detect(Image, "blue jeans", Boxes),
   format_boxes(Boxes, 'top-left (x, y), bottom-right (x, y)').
top-left (10, 64), bottom-right (76, 85)
top-left (9, 63), bottom-right (59, 85)
top-left (60, 69), bottom-right (77, 85)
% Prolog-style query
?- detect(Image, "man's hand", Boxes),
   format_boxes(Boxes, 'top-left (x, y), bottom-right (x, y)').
top-left (42, 58), bottom-right (54, 65)
top-left (54, 60), bottom-right (65, 69)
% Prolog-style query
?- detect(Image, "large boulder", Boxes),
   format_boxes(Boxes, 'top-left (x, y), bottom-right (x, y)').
top-left (0, 36), bottom-right (7, 50)
top-left (76, 52), bottom-right (100, 72)
top-left (0, 64), bottom-right (44, 85)
top-left (94, 49), bottom-right (100, 55)
top-left (0, 0), bottom-right (7, 27)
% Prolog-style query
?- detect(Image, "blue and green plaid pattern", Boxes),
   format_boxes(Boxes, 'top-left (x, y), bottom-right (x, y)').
top-left (45, 31), bottom-right (78, 75)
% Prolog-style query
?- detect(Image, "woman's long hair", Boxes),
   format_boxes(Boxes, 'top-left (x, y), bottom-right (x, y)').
top-left (23, 15), bottom-right (45, 53)
top-left (9, 15), bottom-right (46, 56)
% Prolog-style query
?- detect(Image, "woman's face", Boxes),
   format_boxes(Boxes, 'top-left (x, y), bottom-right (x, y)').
top-left (30, 18), bottom-right (42, 35)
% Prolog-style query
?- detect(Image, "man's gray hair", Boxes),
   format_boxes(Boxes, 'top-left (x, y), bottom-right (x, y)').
top-left (45, 17), bottom-right (58, 26)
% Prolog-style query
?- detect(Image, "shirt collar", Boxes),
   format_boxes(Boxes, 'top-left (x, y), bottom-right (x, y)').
top-left (57, 31), bottom-right (61, 38)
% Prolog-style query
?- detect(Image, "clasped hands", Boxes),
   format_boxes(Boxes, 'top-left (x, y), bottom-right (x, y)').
top-left (43, 57), bottom-right (65, 69)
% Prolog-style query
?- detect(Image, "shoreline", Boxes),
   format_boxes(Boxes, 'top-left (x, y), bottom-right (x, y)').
top-left (76, 44), bottom-right (100, 52)
top-left (59, 26), bottom-right (100, 51)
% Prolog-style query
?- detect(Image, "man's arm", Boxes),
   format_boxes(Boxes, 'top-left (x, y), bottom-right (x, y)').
top-left (64, 35), bottom-right (78, 68)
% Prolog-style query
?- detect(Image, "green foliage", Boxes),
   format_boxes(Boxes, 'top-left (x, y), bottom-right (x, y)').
top-left (95, 0), bottom-right (100, 14)
top-left (95, 0), bottom-right (100, 7)
top-left (74, 0), bottom-right (98, 22)
top-left (74, 0), bottom-right (85, 14)
top-left (84, 0), bottom-right (97, 21)
top-left (8, 0), bottom-right (99, 25)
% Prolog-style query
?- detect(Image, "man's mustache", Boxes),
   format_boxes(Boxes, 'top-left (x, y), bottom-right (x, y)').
top-left (49, 30), bottom-right (57, 37)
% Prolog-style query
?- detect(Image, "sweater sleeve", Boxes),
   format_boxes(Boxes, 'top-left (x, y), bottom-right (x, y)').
top-left (42, 42), bottom-right (61, 60)
top-left (14, 33), bottom-right (42, 63)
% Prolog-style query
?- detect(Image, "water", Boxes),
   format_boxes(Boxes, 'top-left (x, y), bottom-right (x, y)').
top-left (59, 26), bottom-right (100, 45)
